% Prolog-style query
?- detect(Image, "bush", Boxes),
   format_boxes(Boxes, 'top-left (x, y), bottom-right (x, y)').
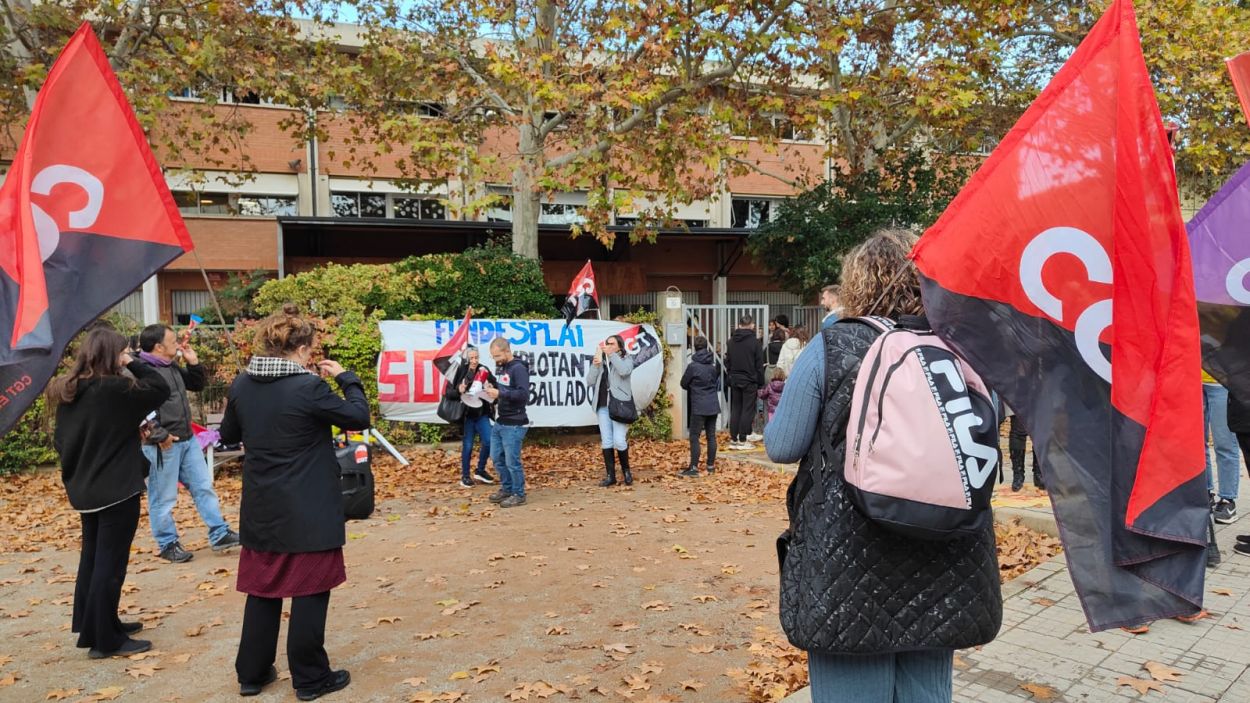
top-left (0, 396), bottom-right (57, 474)
top-left (250, 242), bottom-right (556, 445)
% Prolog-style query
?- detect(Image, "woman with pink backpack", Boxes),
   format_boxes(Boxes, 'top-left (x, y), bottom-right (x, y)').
top-left (764, 229), bottom-right (1002, 703)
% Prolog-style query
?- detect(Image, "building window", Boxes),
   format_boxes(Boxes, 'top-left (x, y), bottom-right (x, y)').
top-left (731, 198), bottom-right (779, 228)
top-left (615, 217), bottom-right (708, 229)
top-left (172, 191), bottom-right (296, 217)
top-left (394, 197), bottom-right (446, 220)
top-left (331, 191), bottom-right (387, 218)
top-left (171, 290), bottom-right (213, 325)
top-left (540, 202), bottom-right (585, 225)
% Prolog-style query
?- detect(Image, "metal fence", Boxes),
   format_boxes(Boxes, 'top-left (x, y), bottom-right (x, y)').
top-left (790, 305), bottom-right (825, 337)
top-left (682, 304), bottom-right (769, 358)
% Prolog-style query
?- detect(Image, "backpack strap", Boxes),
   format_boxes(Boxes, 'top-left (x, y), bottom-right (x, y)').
top-left (835, 316), bottom-right (896, 334)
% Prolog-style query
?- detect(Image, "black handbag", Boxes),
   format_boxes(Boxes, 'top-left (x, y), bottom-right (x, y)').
top-left (608, 395), bottom-right (639, 424)
top-left (335, 439), bottom-right (375, 521)
top-left (437, 389), bottom-right (465, 423)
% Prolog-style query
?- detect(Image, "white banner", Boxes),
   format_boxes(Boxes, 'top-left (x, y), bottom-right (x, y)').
top-left (377, 319), bottom-right (664, 426)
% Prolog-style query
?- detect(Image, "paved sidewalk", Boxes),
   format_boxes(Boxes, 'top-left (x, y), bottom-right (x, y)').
top-left (781, 479), bottom-right (1250, 703)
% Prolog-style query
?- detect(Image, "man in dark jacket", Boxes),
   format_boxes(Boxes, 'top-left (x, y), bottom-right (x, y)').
top-left (485, 337), bottom-right (531, 508)
top-left (725, 315), bottom-right (765, 450)
top-left (137, 324), bottom-right (239, 563)
top-left (680, 336), bottom-right (721, 476)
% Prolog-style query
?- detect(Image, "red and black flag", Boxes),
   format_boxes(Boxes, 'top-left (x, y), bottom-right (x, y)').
top-left (0, 23), bottom-right (194, 436)
top-left (561, 260), bottom-right (599, 327)
top-left (912, 0), bottom-right (1206, 631)
top-left (433, 308), bottom-right (473, 378)
top-left (1228, 51), bottom-right (1250, 128)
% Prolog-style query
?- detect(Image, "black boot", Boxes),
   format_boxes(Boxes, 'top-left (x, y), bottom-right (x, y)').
top-left (1011, 470), bottom-right (1024, 492)
top-left (599, 449), bottom-right (617, 487)
top-left (618, 449), bottom-right (633, 486)
top-left (1033, 470), bottom-right (1046, 491)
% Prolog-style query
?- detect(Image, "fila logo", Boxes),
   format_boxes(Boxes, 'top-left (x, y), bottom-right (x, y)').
top-left (929, 359), bottom-right (998, 490)
top-left (30, 165), bottom-right (104, 262)
top-left (1020, 226), bottom-right (1112, 383)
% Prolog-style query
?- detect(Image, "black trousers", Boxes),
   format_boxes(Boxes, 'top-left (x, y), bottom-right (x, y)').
top-left (1008, 416), bottom-right (1039, 479)
top-left (729, 386), bottom-right (758, 441)
top-left (236, 591), bottom-right (333, 690)
top-left (73, 494), bottom-right (140, 652)
top-left (689, 414), bottom-right (718, 468)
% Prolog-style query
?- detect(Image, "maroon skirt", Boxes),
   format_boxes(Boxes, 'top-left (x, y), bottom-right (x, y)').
top-left (236, 547), bottom-right (346, 599)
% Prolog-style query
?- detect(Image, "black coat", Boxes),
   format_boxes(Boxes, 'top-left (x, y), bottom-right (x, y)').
top-left (1229, 390), bottom-right (1250, 434)
top-left (219, 370), bottom-right (370, 553)
top-left (443, 361), bottom-right (497, 420)
top-left (54, 361), bottom-right (170, 511)
top-left (681, 349), bottom-right (721, 418)
top-left (777, 323), bottom-right (1002, 653)
top-left (726, 328), bottom-right (765, 389)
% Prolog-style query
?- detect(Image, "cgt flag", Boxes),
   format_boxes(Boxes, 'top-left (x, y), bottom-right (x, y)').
top-left (433, 308), bottom-right (473, 378)
top-left (1228, 51), bottom-right (1250, 128)
top-left (1188, 161), bottom-right (1250, 402)
top-left (0, 23), bottom-right (193, 436)
top-left (561, 260), bottom-right (599, 327)
top-left (911, 0), bottom-right (1206, 631)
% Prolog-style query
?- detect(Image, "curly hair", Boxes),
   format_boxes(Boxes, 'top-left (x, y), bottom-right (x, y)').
top-left (839, 228), bottom-right (924, 320)
top-left (255, 304), bottom-right (316, 357)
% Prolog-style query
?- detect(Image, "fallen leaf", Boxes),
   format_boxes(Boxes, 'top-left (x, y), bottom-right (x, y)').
top-left (603, 643), bottom-right (633, 654)
top-left (693, 595), bottom-right (718, 603)
top-left (91, 687), bottom-right (126, 701)
top-left (680, 679), bottom-right (705, 691)
top-left (1030, 597), bottom-right (1056, 607)
top-left (1117, 676), bottom-right (1165, 694)
top-left (45, 689), bottom-right (82, 701)
top-left (1143, 661), bottom-right (1184, 682)
top-left (0, 673), bottom-right (18, 686)
top-left (1212, 588), bottom-right (1234, 596)
top-left (402, 677), bottom-right (428, 687)
top-left (614, 622), bottom-right (640, 632)
top-left (125, 663), bottom-right (162, 679)
top-left (688, 644), bottom-right (715, 654)
top-left (171, 653), bottom-right (192, 664)
top-left (1018, 682), bottom-right (1059, 700)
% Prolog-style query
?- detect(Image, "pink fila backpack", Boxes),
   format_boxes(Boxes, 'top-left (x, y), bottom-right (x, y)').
top-left (842, 316), bottom-right (1001, 541)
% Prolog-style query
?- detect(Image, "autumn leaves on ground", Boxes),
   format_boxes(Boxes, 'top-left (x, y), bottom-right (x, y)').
top-left (0, 440), bottom-right (1060, 702)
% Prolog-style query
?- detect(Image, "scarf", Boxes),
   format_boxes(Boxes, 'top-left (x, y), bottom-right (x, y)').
top-left (139, 351), bottom-right (173, 367)
top-left (246, 356), bottom-right (313, 378)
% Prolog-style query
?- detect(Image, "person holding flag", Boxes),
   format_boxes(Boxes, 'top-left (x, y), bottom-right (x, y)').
top-left (912, 0), bottom-right (1208, 631)
top-left (443, 346), bottom-right (497, 488)
top-left (561, 260), bottom-right (599, 326)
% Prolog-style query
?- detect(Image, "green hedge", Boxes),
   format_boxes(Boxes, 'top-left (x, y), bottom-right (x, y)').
top-left (253, 242), bottom-right (557, 444)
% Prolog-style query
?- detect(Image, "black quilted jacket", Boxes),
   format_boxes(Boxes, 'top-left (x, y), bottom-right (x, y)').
top-left (777, 321), bottom-right (1002, 653)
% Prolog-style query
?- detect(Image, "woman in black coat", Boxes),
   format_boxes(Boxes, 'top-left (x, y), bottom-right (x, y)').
top-left (680, 335), bottom-right (721, 476)
top-left (219, 304), bottom-right (369, 700)
top-left (49, 328), bottom-right (170, 658)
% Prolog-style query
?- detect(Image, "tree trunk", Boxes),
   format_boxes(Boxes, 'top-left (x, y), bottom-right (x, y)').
top-left (511, 121), bottom-right (542, 259)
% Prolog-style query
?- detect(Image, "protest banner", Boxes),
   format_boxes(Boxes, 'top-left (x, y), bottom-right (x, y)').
top-left (378, 319), bottom-right (664, 426)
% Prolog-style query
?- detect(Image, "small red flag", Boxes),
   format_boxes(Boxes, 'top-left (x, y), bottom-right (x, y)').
top-left (0, 23), bottom-right (194, 436)
top-left (433, 309), bottom-right (473, 377)
top-left (561, 260), bottom-right (599, 326)
top-left (1228, 51), bottom-right (1250, 128)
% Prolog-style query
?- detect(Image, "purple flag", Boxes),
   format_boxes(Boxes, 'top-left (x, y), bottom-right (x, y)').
top-left (1188, 161), bottom-right (1250, 400)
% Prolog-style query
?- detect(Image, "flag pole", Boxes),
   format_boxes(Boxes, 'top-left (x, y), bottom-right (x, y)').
top-left (191, 248), bottom-right (244, 371)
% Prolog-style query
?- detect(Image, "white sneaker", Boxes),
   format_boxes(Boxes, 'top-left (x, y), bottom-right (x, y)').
top-left (458, 480), bottom-right (473, 488)
top-left (738, 441), bottom-right (756, 451)
top-left (747, 433), bottom-right (763, 442)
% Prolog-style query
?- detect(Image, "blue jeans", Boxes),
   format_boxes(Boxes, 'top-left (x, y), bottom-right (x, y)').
top-left (596, 406), bottom-right (628, 451)
top-left (461, 415), bottom-right (493, 481)
top-left (808, 649), bottom-right (953, 703)
top-left (490, 424), bottom-right (528, 498)
top-left (1203, 383), bottom-right (1241, 500)
top-left (143, 439), bottom-right (230, 550)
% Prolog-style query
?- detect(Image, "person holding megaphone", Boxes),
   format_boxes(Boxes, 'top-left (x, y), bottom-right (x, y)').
top-left (444, 346), bottom-right (499, 488)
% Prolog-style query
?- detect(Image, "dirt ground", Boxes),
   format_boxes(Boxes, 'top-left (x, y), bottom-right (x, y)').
top-left (0, 439), bottom-right (1057, 703)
